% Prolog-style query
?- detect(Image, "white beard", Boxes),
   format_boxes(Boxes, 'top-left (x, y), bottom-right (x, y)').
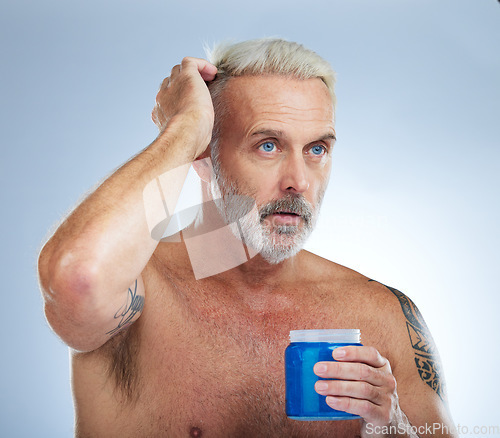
top-left (209, 157), bottom-right (325, 264)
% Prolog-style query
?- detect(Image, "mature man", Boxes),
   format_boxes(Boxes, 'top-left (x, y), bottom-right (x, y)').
top-left (38, 39), bottom-right (456, 437)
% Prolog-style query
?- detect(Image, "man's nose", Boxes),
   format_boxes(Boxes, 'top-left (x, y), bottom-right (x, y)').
top-left (279, 152), bottom-right (309, 194)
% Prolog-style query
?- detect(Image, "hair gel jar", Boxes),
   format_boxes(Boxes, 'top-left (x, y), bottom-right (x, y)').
top-left (285, 329), bottom-right (362, 421)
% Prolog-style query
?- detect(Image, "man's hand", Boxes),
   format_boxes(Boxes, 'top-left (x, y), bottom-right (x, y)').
top-left (152, 57), bottom-right (218, 158)
top-left (314, 346), bottom-right (414, 437)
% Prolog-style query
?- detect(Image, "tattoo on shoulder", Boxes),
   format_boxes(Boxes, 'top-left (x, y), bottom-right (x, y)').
top-left (369, 280), bottom-right (446, 401)
top-left (106, 280), bottom-right (145, 336)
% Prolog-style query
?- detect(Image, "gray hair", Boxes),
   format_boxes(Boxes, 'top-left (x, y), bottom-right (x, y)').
top-left (204, 38), bottom-right (337, 166)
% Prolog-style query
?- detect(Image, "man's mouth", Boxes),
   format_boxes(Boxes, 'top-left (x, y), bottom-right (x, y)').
top-left (266, 211), bottom-right (302, 225)
top-left (274, 211), bottom-right (300, 216)
top-left (258, 195), bottom-right (313, 227)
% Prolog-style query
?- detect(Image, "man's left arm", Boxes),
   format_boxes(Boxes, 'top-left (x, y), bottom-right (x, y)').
top-left (313, 283), bottom-right (457, 437)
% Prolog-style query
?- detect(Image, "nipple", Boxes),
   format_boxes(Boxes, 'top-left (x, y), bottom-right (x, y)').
top-left (190, 426), bottom-right (202, 437)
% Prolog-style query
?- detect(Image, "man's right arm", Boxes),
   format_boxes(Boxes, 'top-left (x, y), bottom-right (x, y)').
top-left (37, 57), bottom-right (218, 353)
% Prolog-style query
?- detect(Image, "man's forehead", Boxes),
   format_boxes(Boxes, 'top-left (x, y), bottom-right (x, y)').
top-left (224, 75), bottom-right (332, 105)
top-left (222, 75), bottom-right (334, 125)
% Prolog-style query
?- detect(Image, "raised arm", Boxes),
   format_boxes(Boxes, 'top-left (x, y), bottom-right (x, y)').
top-left (37, 57), bottom-right (217, 352)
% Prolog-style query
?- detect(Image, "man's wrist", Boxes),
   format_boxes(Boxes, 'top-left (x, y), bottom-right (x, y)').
top-left (155, 113), bottom-right (212, 161)
top-left (363, 407), bottom-right (419, 438)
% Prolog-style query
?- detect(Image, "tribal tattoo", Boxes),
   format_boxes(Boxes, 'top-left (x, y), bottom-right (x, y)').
top-left (106, 280), bottom-right (145, 336)
top-left (370, 280), bottom-right (446, 401)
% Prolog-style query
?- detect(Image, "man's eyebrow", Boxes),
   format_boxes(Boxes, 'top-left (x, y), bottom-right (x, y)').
top-left (250, 130), bottom-right (337, 142)
top-left (317, 133), bottom-right (337, 142)
top-left (250, 129), bottom-right (286, 138)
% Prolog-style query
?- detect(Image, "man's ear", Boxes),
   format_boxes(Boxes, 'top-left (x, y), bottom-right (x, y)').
top-left (192, 153), bottom-right (213, 183)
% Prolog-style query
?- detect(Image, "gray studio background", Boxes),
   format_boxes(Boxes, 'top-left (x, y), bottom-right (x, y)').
top-left (1, 0), bottom-right (499, 436)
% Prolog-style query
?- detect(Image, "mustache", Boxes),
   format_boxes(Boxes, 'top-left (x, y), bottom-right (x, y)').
top-left (259, 195), bottom-right (313, 224)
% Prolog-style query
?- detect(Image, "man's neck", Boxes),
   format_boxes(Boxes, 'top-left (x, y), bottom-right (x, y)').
top-left (214, 251), bottom-right (302, 289)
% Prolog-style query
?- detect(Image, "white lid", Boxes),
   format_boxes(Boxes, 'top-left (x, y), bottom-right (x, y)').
top-left (289, 329), bottom-right (361, 343)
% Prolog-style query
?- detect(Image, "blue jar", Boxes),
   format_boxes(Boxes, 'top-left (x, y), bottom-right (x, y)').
top-left (285, 329), bottom-right (362, 421)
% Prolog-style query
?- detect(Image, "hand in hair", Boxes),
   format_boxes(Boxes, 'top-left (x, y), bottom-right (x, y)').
top-left (152, 57), bottom-right (218, 157)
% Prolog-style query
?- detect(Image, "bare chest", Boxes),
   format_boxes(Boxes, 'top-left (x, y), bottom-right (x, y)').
top-left (130, 278), bottom-right (366, 437)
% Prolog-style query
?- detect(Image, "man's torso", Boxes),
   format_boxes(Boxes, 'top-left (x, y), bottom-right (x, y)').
top-left (71, 244), bottom-right (400, 437)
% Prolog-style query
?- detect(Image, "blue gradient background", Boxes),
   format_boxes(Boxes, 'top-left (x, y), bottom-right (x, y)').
top-left (1, 0), bottom-right (499, 436)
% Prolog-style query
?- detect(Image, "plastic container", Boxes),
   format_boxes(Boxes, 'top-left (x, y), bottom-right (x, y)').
top-left (285, 329), bottom-right (362, 421)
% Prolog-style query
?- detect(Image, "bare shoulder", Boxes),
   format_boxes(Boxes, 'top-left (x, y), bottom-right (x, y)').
top-left (300, 251), bottom-right (448, 399)
top-left (299, 250), bottom-right (408, 313)
top-left (299, 250), bottom-right (370, 285)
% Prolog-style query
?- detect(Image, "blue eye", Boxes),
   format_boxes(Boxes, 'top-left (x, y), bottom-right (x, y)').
top-left (311, 145), bottom-right (325, 155)
top-left (259, 141), bottom-right (276, 152)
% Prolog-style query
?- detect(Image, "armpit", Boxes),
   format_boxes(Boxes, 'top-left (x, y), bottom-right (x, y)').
top-left (104, 323), bottom-right (142, 403)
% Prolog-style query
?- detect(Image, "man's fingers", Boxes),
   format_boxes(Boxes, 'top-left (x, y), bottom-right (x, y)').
top-left (158, 58), bottom-right (217, 94)
top-left (325, 396), bottom-right (390, 425)
top-left (332, 346), bottom-right (389, 369)
top-left (315, 379), bottom-right (384, 406)
top-left (181, 56), bottom-right (218, 82)
top-left (312, 346), bottom-right (397, 426)
top-left (313, 361), bottom-right (388, 387)
top-left (199, 63), bottom-right (218, 82)
top-left (159, 76), bottom-right (170, 90)
top-left (171, 64), bottom-right (181, 76)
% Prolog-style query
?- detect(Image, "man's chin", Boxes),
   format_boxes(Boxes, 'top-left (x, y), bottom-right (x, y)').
top-left (237, 218), bottom-right (312, 264)
top-left (256, 233), bottom-right (307, 264)
top-left (258, 245), bottom-right (302, 264)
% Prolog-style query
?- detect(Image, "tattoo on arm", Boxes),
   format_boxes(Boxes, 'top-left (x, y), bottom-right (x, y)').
top-left (106, 280), bottom-right (145, 336)
top-left (370, 280), bottom-right (446, 401)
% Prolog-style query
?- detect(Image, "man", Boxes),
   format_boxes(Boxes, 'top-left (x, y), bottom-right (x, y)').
top-left (38, 39), bottom-right (456, 437)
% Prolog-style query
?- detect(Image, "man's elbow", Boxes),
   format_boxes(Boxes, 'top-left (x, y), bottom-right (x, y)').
top-left (38, 247), bottom-right (105, 352)
top-left (43, 300), bottom-right (107, 352)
